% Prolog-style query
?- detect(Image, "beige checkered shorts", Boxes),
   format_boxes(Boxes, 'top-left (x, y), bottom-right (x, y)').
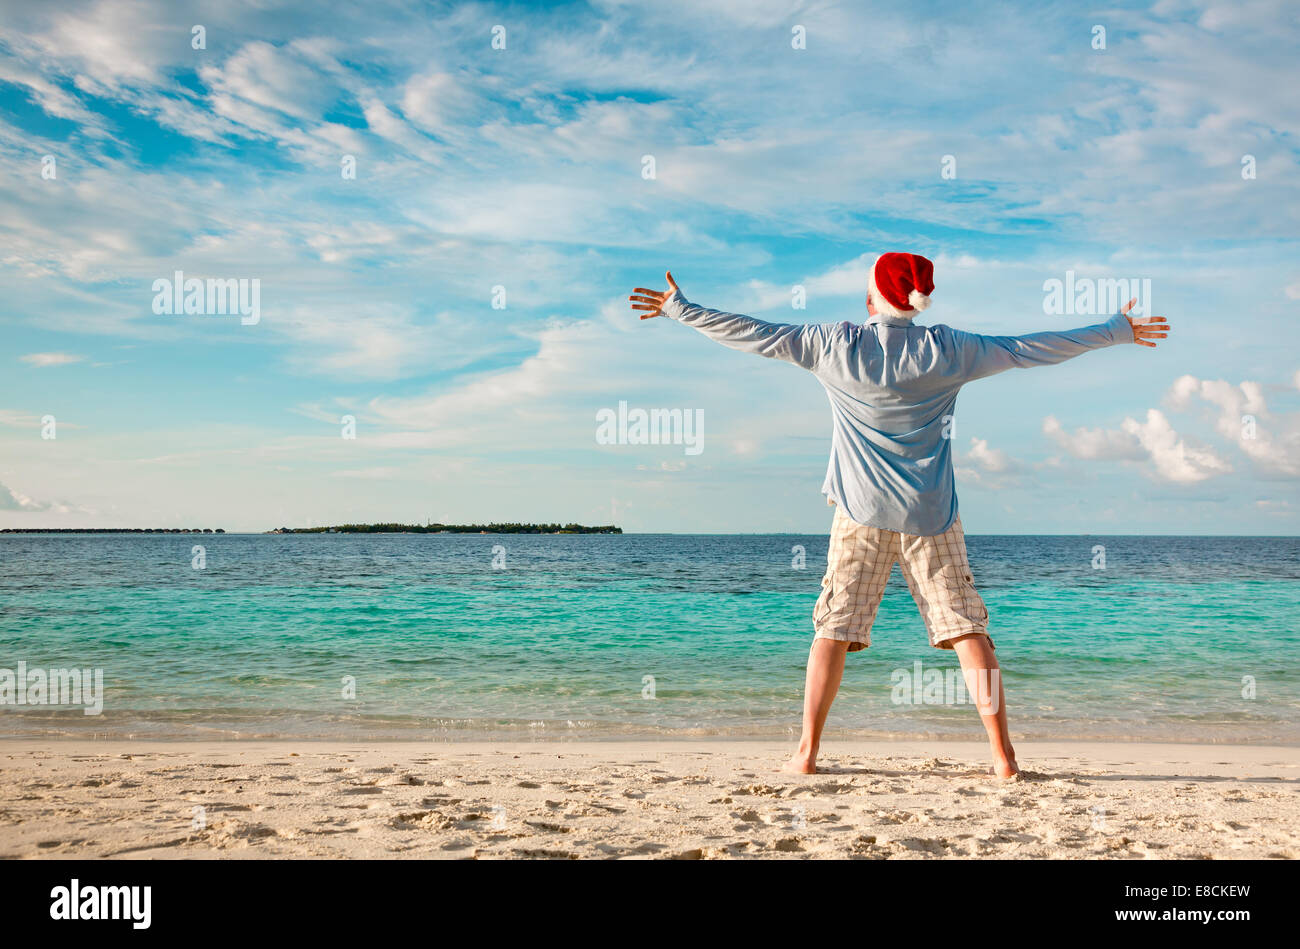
top-left (813, 505), bottom-right (991, 652)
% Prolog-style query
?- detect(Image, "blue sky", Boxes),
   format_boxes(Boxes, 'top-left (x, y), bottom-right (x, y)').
top-left (1, 0), bottom-right (1297, 533)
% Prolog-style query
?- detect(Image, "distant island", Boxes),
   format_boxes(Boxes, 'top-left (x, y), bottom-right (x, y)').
top-left (268, 522), bottom-right (622, 534)
top-left (0, 528), bottom-right (225, 534)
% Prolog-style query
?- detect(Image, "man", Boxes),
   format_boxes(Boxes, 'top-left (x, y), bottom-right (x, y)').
top-left (629, 254), bottom-right (1169, 777)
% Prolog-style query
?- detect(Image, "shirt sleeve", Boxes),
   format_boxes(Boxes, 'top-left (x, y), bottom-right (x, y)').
top-left (658, 290), bottom-right (833, 371)
top-left (944, 311), bottom-right (1136, 383)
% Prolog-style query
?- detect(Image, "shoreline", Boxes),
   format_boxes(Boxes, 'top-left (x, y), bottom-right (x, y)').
top-left (3, 739), bottom-right (1295, 859)
top-left (5, 737), bottom-right (1297, 754)
top-left (5, 734), bottom-right (1300, 747)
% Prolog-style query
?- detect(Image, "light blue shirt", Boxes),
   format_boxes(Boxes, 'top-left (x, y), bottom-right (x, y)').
top-left (660, 290), bottom-right (1135, 536)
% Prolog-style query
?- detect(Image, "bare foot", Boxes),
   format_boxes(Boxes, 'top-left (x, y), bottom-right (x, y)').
top-left (991, 758), bottom-right (1021, 780)
top-left (780, 753), bottom-right (817, 774)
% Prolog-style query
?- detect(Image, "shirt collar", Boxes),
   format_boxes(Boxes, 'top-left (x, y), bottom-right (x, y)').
top-left (864, 313), bottom-right (916, 327)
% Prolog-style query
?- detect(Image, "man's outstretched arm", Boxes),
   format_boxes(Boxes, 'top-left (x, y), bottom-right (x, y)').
top-left (949, 299), bottom-right (1170, 383)
top-left (630, 271), bottom-right (830, 371)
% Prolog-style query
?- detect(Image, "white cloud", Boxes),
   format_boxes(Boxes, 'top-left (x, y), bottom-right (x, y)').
top-left (203, 41), bottom-right (334, 122)
top-left (955, 437), bottom-right (1026, 489)
top-left (1042, 415), bottom-right (1146, 461)
top-left (0, 53), bottom-right (104, 130)
top-left (1044, 409), bottom-right (1233, 483)
top-left (275, 302), bottom-right (497, 381)
top-left (0, 409), bottom-right (44, 428)
top-left (364, 318), bottom-right (616, 446)
top-left (965, 436), bottom-right (1019, 474)
top-left (1165, 373), bottom-right (1300, 477)
top-left (19, 352), bottom-right (83, 367)
top-left (23, 0), bottom-right (174, 90)
top-left (359, 98), bottom-right (443, 162)
top-left (0, 481), bottom-right (77, 513)
top-left (738, 253), bottom-right (874, 311)
top-left (1121, 409), bottom-right (1233, 483)
top-left (401, 72), bottom-right (474, 132)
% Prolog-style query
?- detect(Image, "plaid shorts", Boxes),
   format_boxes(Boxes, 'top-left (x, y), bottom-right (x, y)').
top-left (813, 505), bottom-right (991, 651)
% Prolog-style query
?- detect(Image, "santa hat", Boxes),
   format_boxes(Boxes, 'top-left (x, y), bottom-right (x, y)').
top-left (868, 252), bottom-right (935, 318)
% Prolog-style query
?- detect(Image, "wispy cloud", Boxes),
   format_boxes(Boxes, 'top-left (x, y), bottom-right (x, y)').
top-left (0, 480), bottom-right (81, 513)
top-left (19, 352), bottom-right (83, 367)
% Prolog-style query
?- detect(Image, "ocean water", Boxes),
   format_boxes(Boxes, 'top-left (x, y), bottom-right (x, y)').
top-left (1, 533), bottom-right (1297, 743)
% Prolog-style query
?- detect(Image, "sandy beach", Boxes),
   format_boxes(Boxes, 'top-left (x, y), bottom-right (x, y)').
top-left (1, 740), bottom-right (1295, 859)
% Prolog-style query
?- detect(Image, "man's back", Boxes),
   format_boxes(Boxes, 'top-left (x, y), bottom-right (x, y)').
top-left (657, 291), bottom-right (1135, 535)
top-left (814, 318), bottom-right (968, 535)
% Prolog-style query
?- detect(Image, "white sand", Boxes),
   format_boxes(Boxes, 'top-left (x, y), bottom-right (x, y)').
top-left (1, 740), bottom-right (1296, 859)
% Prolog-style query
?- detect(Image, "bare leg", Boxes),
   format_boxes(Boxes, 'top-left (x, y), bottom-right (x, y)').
top-left (949, 633), bottom-right (1018, 778)
top-left (782, 638), bottom-right (851, 774)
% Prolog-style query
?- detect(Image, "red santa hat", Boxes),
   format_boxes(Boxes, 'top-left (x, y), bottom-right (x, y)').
top-left (868, 252), bottom-right (935, 318)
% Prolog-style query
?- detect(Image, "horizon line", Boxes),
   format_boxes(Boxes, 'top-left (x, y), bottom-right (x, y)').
top-left (2, 529), bottom-right (1297, 539)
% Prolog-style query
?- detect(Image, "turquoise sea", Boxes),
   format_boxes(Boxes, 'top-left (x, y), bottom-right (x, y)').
top-left (1, 533), bottom-right (1297, 742)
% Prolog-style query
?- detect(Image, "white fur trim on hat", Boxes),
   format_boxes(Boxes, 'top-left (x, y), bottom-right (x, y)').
top-left (867, 258), bottom-right (910, 319)
top-left (908, 289), bottom-right (931, 312)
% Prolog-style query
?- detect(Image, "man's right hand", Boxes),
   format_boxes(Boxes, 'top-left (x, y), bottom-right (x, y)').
top-left (629, 271), bottom-right (680, 320)
top-left (1122, 298), bottom-right (1170, 349)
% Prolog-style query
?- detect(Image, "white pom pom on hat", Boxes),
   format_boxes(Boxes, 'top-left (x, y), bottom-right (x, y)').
top-left (908, 288), bottom-right (932, 312)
